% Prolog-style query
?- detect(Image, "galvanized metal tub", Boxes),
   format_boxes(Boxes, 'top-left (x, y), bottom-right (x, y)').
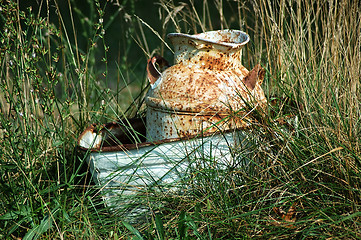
top-left (78, 118), bottom-right (253, 218)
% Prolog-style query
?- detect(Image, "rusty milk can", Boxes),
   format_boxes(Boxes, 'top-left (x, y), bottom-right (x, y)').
top-left (146, 29), bottom-right (267, 141)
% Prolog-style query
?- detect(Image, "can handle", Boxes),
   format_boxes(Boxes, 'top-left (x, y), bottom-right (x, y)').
top-left (147, 56), bottom-right (170, 85)
top-left (242, 64), bottom-right (265, 90)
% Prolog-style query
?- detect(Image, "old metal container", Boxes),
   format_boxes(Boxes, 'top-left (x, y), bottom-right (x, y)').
top-left (146, 29), bottom-right (267, 141)
top-left (78, 29), bottom-right (271, 219)
top-left (78, 119), bottom-right (250, 218)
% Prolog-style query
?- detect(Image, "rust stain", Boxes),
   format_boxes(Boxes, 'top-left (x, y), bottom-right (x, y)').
top-left (146, 30), bottom-right (267, 141)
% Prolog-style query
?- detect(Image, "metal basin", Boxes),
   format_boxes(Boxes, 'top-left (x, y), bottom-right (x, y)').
top-left (78, 118), bottom-right (251, 218)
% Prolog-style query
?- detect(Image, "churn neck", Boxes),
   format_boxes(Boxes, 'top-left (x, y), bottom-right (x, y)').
top-left (168, 29), bottom-right (250, 70)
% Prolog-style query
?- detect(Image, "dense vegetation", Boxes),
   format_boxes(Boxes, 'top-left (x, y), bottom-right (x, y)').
top-left (1, 0), bottom-right (360, 239)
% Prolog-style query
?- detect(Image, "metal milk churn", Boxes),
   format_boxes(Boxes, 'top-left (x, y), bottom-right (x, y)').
top-left (146, 29), bottom-right (267, 141)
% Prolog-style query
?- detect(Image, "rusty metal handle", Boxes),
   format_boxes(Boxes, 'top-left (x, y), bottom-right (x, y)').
top-left (147, 56), bottom-right (170, 85)
top-left (242, 64), bottom-right (265, 90)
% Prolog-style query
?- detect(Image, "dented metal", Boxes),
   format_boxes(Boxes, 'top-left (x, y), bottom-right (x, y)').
top-left (146, 29), bottom-right (267, 141)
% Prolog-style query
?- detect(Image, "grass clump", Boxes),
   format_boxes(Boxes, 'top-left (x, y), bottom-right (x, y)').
top-left (1, 0), bottom-right (361, 239)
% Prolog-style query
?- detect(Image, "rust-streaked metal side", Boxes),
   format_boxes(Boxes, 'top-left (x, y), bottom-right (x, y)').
top-left (146, 29), bottom-right (267, 141)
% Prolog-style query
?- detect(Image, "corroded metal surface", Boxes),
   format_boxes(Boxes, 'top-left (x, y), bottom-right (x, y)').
top-left (146, 29), bottom-right (267, 141)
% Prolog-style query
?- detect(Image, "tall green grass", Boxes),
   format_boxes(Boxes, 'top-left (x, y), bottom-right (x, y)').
top-left (1, 0), bottom-right (360, 239)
